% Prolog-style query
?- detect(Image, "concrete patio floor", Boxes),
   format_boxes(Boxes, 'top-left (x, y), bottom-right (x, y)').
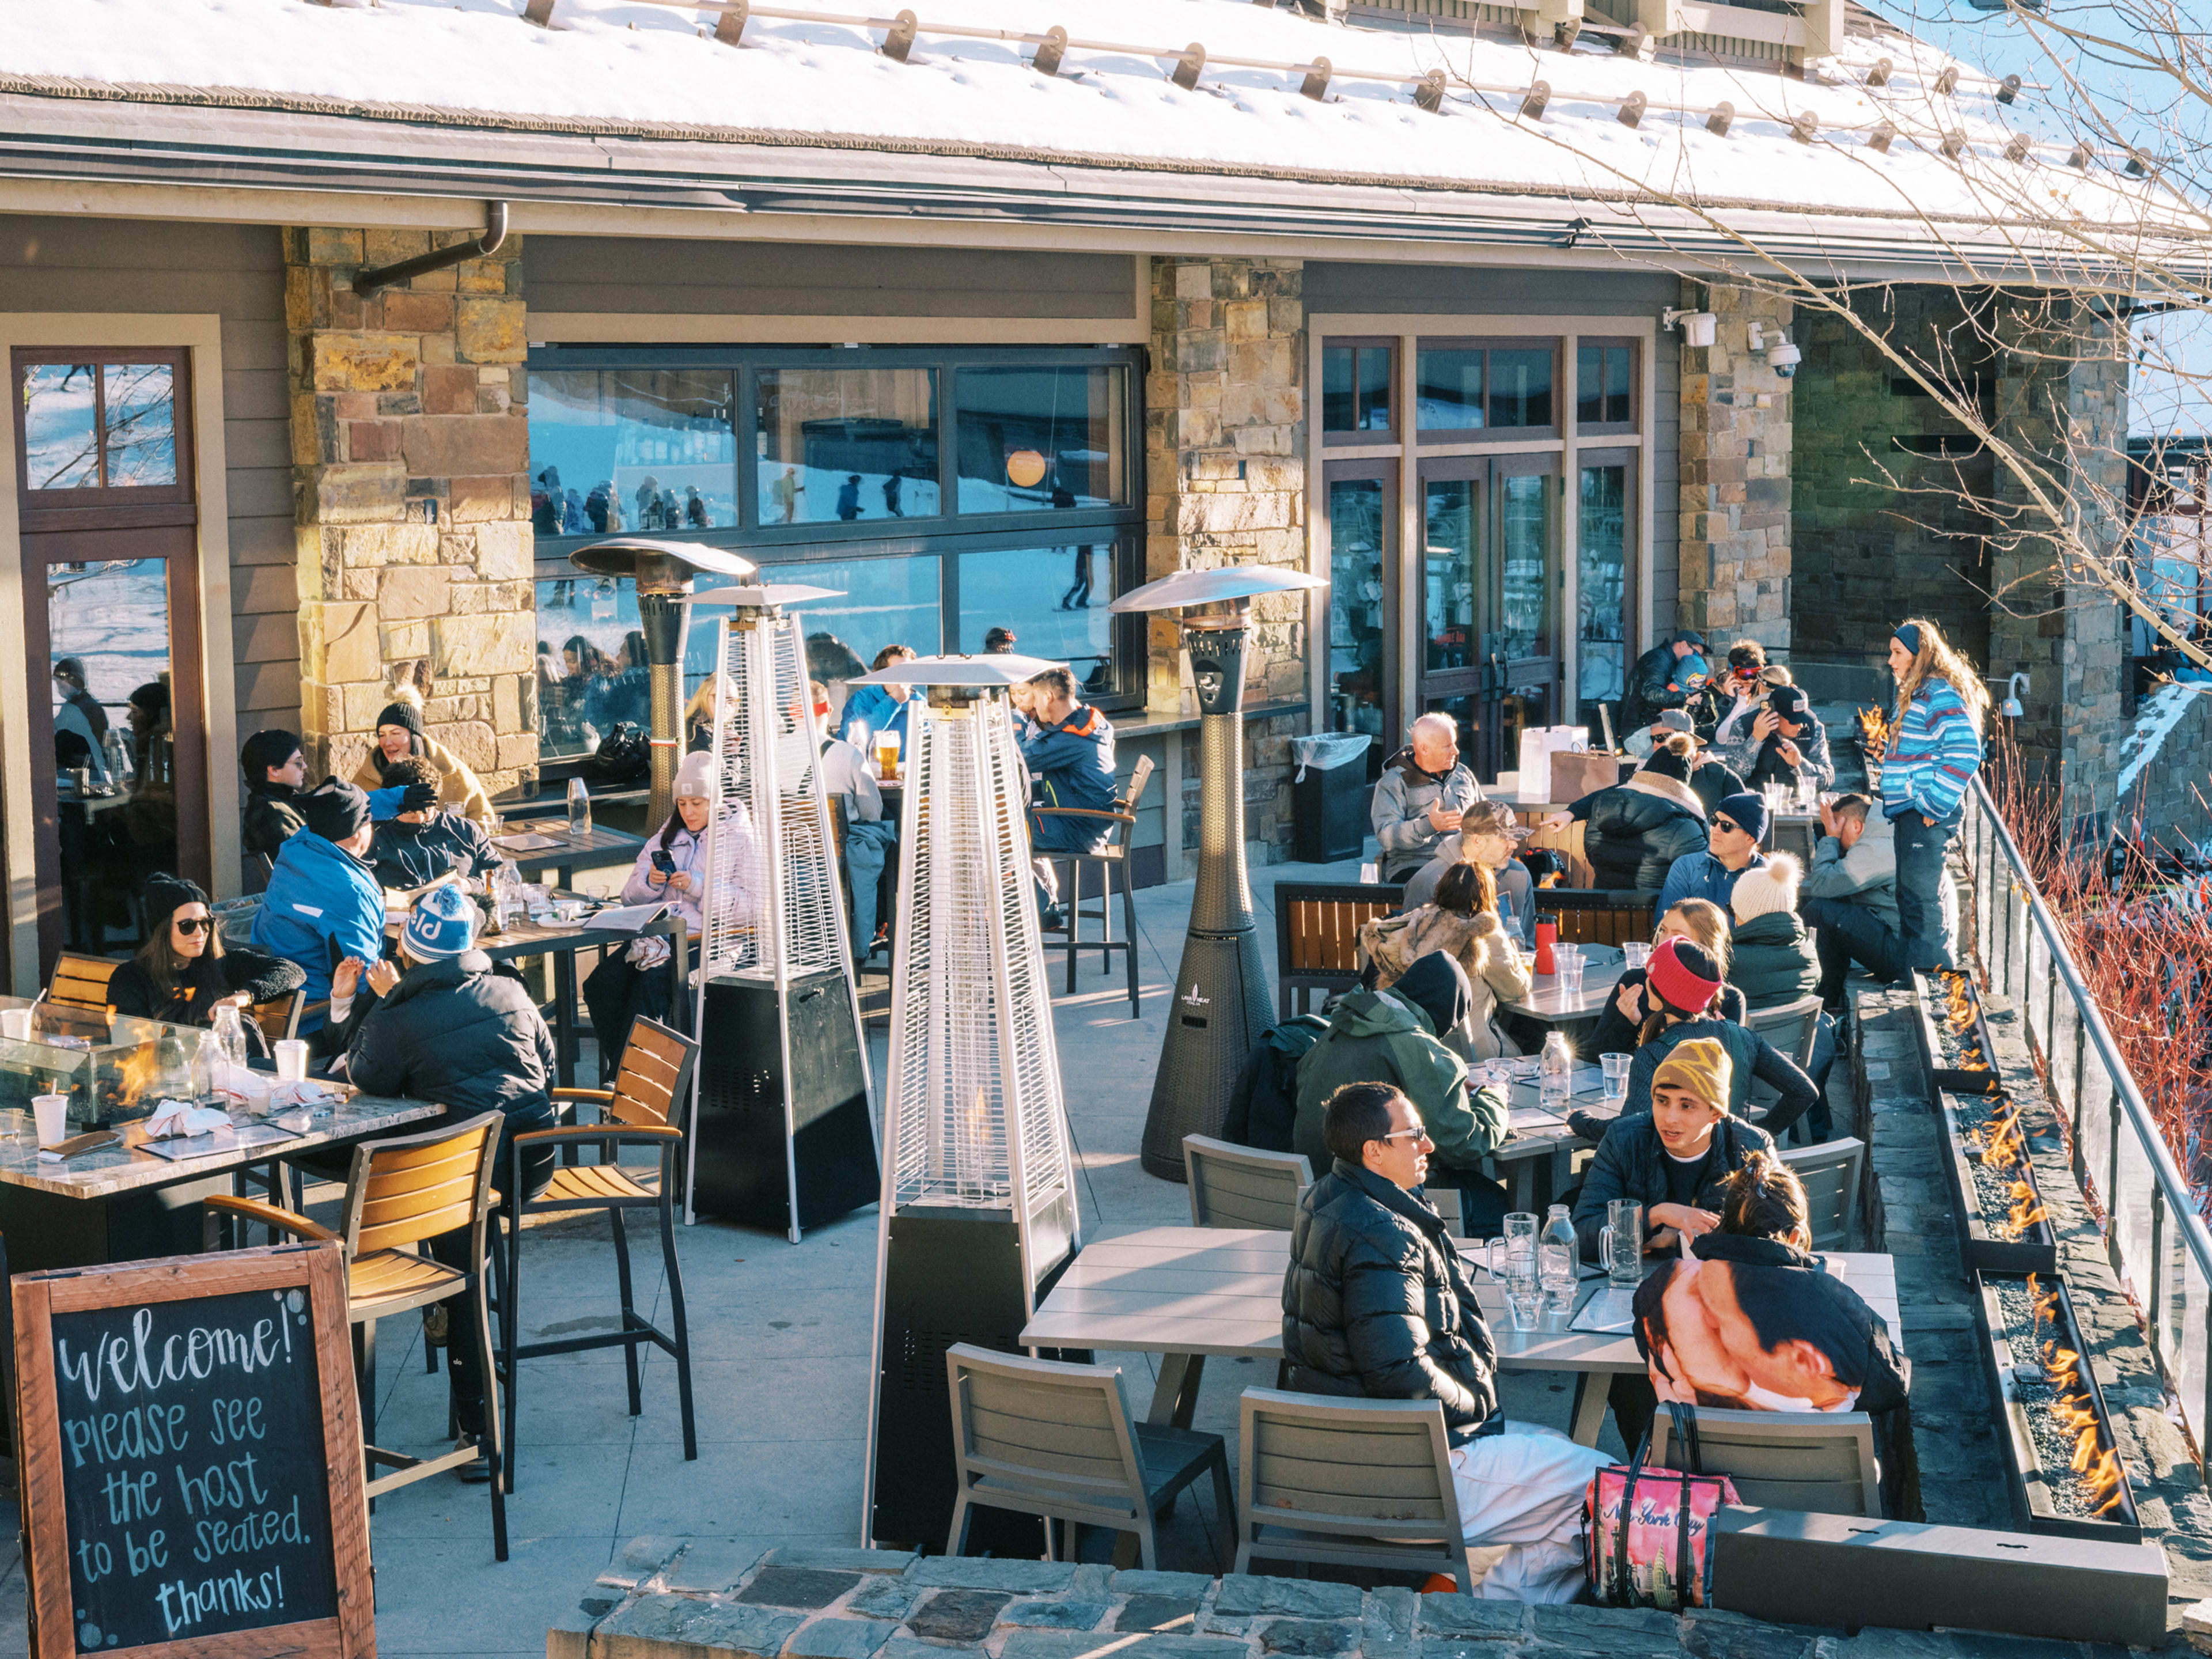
top-left (0, 853), bottom-right (1633, 1658)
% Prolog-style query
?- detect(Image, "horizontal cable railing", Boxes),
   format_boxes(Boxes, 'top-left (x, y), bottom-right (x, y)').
top-left (1961, 775), bottom-right (2212, 1459)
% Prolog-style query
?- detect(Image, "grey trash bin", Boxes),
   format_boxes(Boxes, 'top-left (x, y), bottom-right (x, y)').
top-left (1291, 734), bottom-right (1372, 863)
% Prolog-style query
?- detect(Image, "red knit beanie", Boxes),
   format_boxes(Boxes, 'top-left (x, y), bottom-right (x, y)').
top-left (1647, 937), bottom-right (1723, 1017)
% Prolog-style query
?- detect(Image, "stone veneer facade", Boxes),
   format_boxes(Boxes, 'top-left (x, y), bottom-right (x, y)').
top-left (1146, 256), bottom-right (1310, 865)
top-left (285, 227), bottom-right (539, 796)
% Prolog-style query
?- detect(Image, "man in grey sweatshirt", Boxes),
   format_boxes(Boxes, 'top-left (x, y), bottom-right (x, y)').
top-left (1800, 793), bottom-right (1902, 1009)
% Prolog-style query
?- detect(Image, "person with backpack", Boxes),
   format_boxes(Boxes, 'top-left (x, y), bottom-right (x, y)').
top-left (1222, 1013), bottom-right (1332, 1153)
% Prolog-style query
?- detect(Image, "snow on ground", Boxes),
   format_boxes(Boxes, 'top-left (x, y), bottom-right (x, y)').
top-left (2118, 680), bottom-right (2202, 802)
top-left (0, 0), bottom-right (2169, 228)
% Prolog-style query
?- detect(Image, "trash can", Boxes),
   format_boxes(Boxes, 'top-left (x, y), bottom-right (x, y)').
top-left (1291, 733), bottom-right (1372, 863)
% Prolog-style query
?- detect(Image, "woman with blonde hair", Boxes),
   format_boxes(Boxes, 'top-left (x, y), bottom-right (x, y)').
top-left (1358, 862), bottom-right (1531, 1059)
top-left (1877, 618), bottom-right (1987, 970)
top-left (1585, 897), bottom-right (1745, 1058)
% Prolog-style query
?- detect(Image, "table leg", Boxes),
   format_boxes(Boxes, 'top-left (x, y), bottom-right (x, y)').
top-left (554, 951), bottom-right (578, 1088)
top-left (668, 928), bottom-right (691, 1035)
top-left (1511, 1159), bottom-right (1536, 1215)
top-left (1144, 1353), bottom-right (1206, 1427)
top-left (1569, 1372), bottom-right (1613, 1447)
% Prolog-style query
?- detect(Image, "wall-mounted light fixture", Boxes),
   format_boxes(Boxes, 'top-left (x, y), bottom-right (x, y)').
top-left (2001, 672), bottom-right (2028, 718)
top-left (1664, 307), bottom-right (1717, 349)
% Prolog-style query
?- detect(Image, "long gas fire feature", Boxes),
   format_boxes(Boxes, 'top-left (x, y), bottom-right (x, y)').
top-left (1974, 1270), bottom-right (2141, 1543)
top-left (1912, 968), bottom-right (1999, 1094)
top-left (1939, 1089), bottom-right (2058, 1275)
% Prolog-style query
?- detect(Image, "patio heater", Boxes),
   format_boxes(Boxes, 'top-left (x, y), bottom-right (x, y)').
top-left (567, 536), bottom-right (759, 828)
top-left (1109, 565), bottom-right (1327, 1180)
top-left (855, 654), bottom-right (1084, 1552)
top-left (685, 584), bottom-right (880, 1243)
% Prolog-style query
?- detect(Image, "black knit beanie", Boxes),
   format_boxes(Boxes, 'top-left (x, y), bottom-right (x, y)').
top-left (141, 872), bottom-right (209, 932)
top-left (375, 700), bottom-right (425, 741)
top-left (300, 777), bottom-right (373, 842)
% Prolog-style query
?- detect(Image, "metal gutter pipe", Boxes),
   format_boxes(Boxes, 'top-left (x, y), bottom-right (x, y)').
top-left (351, 200), bottom-right (507, 294)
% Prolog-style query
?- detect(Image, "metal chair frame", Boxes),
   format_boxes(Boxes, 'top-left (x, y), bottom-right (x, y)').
top-left (1033, 754), bottom-right (1154, 1017)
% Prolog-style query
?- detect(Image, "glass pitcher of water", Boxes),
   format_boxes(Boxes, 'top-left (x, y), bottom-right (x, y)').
top-left (1484, 1211), bottom-right (1539, 1289)
top-left (1599, 1199), bottom-right (1644, 1289)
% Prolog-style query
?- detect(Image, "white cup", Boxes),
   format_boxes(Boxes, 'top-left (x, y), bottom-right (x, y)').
top-left (33, 1092), bottom-right (69, 1149)
top-left (274, 1039), bottom-right (309, 1083)
top-left (0, 1007), bottom-right (30, 1042)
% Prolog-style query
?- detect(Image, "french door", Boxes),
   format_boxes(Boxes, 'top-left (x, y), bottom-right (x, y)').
top-left (12, 349), bottom-right (209, 977)
top-left (1416, 453), bottom-right (1559, 779)
top-left (1323, 458), bottom-right (1397, 776)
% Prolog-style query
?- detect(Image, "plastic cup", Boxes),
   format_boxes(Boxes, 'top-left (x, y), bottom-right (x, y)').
top-left (274, 1040), bottom-right (309, 1084)
top-left (1505, 1284), bottom-right (1543, 1333)
top-left (33, 1093), bottom-right (68, 1149)
top-left (1602, 1052), bottom-right (1633, 1102)
top-left (0, 1007), bottom-right (30, 1042)
top-left (1622, 941), bottom-right (1650, 971)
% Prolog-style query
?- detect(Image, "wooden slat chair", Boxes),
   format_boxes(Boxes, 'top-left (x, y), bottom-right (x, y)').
top-left (1647, 1405), bottom-right (1883, 1517)
top-left (1183, 1135), bottom-right (1312, 1230)
top-left (1274, 881), bottom-right (1404, 1018)
top-left (1780, 1136), bottom-right (1865, 1252)
top-left (1234, 1388), bottom-right (1476, 1592)
top-left (499, 1016), bottom-right (702, 1485)
top-left (945, 1343), bottom-right (1232, 1571)
top-left (1033, 755), bottom-right (1154, 1017)
top-left (1544, 888), bottom-right (1665, 948)
top-left (38, 952), bottom-right (122, 1041)
top-left (206, 1111), bottom-right (510, 1560)
top-left (249, 986), bottom-right (309, 1048)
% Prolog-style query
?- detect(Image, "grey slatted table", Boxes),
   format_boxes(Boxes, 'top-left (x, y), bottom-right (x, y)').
top-left (1020, 1225), bottom-right (1898, 1446)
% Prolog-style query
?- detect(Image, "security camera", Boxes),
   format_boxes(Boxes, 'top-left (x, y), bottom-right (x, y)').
top-left (1769, 340), bottom-right (1802, 377)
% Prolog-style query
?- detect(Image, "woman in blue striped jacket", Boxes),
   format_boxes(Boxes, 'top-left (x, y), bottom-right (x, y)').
top-left (1878, 618), bottom-right (1987, 971)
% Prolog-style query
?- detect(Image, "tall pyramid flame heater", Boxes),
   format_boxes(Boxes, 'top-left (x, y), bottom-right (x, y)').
top-left (685, 583), bottom-right (880, 1243)
top-left (1110, 565), bottom-right (1327, 1180)
top-left (855, 654), bottom-right (1084, 1551)
top-left (567, 537), bottom-right (760, 829)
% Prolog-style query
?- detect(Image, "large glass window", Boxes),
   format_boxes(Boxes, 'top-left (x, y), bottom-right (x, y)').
top-left (756, 368), bottom-right (939, 525)
top-left (1327, 473), bottom-right (1390, 737)
top-left (21, 361), bottom-right (178, 491)
top-left (956, 544), bottom-right (1117, 694)
top-left (1412, 342), bottom-right (1555, 437)
top-left (1488, 348), bottom-right (1554, 430)
top-left (955, 367), bottom-right (1127, 513)
top-left (1577, 343), bottom-right (1636, 431)
top-left (528, 369), bottom-right (737, 536)
top-left (1422, 478), bottom-right (1478, 673)
top-left (1415, 349), bottom-right (1484, 433)
top-left (1322, 343), bottom-right (1395, 437)
top-left (1578, 461), bottom-right (1631, 713)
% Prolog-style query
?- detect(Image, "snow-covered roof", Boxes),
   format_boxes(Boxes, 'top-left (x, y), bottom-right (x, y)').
top-left (0, 0), bottom-right (2186, 270)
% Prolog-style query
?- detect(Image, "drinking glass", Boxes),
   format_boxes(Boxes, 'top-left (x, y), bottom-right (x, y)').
top-left (1486, 1213), bottom-right (1539, 1286)
top-left (876, 734), bottom-right (902, 783)
top-left (1601, 1051), bottom-right (1632, 1103)
top-left (273, 1040), bottom-right (309, 1084)
top-left (1600, 1199), bottom-right (1643, 1289)
top-left (1505, 1284), bottom-right (1543, 1333)
top-left (1622, 940), bottom-right (1650, 971)
top-left (1557, 946), bottom-right (1585, 998)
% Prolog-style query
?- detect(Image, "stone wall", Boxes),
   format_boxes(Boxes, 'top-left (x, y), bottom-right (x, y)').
top-left (285, 228), bottom-right (538, 796)
top-left (1146, 256), bottom-right (1310, 864)
top-left (1673, 281), bottom-right (1794, 654)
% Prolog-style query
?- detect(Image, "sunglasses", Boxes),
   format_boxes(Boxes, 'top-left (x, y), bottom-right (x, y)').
top-left (173, 916), bottom-right (211, 935)
top-left (1373, 1125), bottom-right (1431, 1146)
top-left (1711, 817), bottom-right (1741, 834)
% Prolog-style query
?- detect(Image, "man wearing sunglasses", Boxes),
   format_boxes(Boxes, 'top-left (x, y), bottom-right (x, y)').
top-left (1283, 1082), bottom-right (1609, 1601)
top-left (1655, 789), bottom-right (1771, 920)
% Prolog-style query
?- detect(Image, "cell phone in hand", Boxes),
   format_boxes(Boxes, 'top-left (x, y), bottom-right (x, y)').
top-left (652, 850), bottom-right (676, 874)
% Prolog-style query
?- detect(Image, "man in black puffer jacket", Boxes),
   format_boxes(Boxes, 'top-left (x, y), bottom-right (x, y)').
top-left (346, 884), bottom-right (558, 1475)
top-left (1560, 733), bottom-right (1709, 892)
top-left (1283, 1082), bottom-right (1609, 1601)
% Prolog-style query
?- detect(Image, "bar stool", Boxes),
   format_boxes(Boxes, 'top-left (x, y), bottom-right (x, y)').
top-left (207, 1111), bottom-right (510, 1560)
top-left (499, 1016), bottom-right (702, 1487)
top-left (1033, 754), bottom-right (1153, 1017)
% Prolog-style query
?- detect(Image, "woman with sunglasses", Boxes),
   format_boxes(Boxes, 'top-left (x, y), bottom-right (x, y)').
top-left (107, 873), bottom-right (304, 1055)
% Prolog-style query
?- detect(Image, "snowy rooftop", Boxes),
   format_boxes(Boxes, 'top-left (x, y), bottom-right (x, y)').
top-left (0, 0), bottom-right (2187, 263)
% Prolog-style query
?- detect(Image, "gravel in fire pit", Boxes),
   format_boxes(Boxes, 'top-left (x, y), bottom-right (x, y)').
top-left (1930, 970), bottom-right (1992, 1073)
top-left (1993, 1279), bottom-right (2128, 1522)
top-left (1953, 1092), bottom-right (2046, 1241)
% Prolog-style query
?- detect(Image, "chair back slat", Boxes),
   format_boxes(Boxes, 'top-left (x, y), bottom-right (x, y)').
top-left (606, 1017), bottom-right (699, 1132)
top-left (1122, 755), bottom-right (1156, 816)
top-left (946, 1346), bottom-right (1143, 1509)
top-left (346, 1115), bottom-right (499, 1256)
top-left (1781, 1137), bottom-right (1864, 1251)
top-left (1183, 1136), bottom-right (1310, 1230)
top-left (50, 953), bottom-right (122, 1010)
top-left (1243, 1392), bottom-right (1455, 1527)
top-left (1649, 1407), bottom-right (1880, 1517)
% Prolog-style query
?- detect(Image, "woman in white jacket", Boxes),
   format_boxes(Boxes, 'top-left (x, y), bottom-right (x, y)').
top-left (1358, 862), bottom-right (1532, 1060)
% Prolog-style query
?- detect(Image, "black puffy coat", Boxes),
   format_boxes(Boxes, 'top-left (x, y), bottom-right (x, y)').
top-left (1622, 642), bottom-right (1700, 734)
top-left (346, 950), bottom-right (558, 1125)
top-left (1579, 777), bottom-right (1709, 891)
top-left (242, 783), bottom-right (306, 859)
top-left (1282, 1162), bottom-right (1499, 1445)
top-left (1728, 910), bottom-right (1820, 1010)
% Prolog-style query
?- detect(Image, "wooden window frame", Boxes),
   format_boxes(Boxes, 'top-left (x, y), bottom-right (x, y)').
top-left (1320, 337), bottom-right (1402, 448)
top-left (11, 349), bottom-right (196, 535)
top-left (1411, 336), bottom-right (1563, 445)
top-left (1575, 338), bottom-right (1642, 439)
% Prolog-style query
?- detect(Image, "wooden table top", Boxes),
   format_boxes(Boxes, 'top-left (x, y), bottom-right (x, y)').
top-left (0, 1094), bottom-right (443, 1199)
top-left (1021, 1225), bottom-right (1899, 1377)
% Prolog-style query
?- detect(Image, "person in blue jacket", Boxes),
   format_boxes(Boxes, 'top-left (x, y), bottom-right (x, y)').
top-left (1876, 618), bottom-right (1987, 971)
top-left (1656, 789), bottom-right (1770, 919)
top-left (1022, 665), bottom-right (1116, 916)
top-left (836, 645), bottom-right (926, 750)
top-left (249, 777), bottom-right (387, 1033)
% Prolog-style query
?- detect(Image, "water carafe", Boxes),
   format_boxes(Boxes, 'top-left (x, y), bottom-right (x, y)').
top-left (567, 776), bottom-right (592, 839)
top-left (1539, 1204), bottom-right (1578, 1319)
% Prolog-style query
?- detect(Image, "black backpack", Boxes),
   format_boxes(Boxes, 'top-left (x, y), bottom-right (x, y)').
top-left (1221, 1015), bottom-right (1331, 1153)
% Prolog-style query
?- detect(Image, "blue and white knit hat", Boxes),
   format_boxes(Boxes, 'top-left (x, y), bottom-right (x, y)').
top-left (402, 882), bottom-right (478, 960)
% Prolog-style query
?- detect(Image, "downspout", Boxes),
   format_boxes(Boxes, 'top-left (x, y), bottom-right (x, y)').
top-left (351, 202), bottom-right (508, 296)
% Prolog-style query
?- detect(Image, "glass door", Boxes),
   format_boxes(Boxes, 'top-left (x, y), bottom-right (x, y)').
top-left (1493, 454), bottom-right (1559, 772)
top-left (1416, 459), bottom-right (1487, 775)
top-left (1324, 460), bottom-right (1396, 768)
top-left (12, 350), bottom-right (207, 978)
top-left (1577, 448), bottom-right (1637, 748)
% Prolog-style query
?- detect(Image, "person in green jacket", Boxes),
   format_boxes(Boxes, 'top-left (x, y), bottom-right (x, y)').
top-left (1294, 953), bottom-right (1509, 1228)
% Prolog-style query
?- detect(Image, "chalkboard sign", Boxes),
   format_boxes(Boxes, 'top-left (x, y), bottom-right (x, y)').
top-left (12, 1243), bottom-right (373, 1659)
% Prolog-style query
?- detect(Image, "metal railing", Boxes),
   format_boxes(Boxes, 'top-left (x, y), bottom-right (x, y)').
top-left (1960, 775), bottom-right (2212, 1457)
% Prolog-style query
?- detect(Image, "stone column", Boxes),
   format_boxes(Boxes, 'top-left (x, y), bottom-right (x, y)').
top-left (1145, 256), bottom-right (1308, 865)
top-left (286, 227), bottom-right (537, 796)
top-left (1677, 281), bottom-right (1794, 656)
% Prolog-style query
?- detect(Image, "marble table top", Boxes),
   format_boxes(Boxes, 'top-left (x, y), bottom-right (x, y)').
top-left (0, 1094), bottom-right (442, 1199)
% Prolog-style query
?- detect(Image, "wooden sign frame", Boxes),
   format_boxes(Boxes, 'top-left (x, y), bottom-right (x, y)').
top-left (12, 1242), bottom-right (374, 1659)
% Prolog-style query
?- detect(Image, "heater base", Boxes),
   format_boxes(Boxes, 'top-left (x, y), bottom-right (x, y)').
top-left (692, 971), bottom-right (878, 1236)
top-left (1139, 925), bottom-right (1274, 1180)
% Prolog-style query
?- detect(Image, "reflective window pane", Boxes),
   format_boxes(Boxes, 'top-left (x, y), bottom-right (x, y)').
top-left (532, 577), bottom-right (651, 760)
top-left (1578, 464), bottom-right (1630, 712)
top-left (529, 369), bottom-right (736, 536)
top-left (1488, 348), bottom-right (1554, 429)
top-left (956, 546), bottom-right (1115, 696)
top-left (770, 556), bottom-right (942, 726)
top-left (1328, 478), bottom-right (1388, 736)
top-left (1422, 478), bottom-right (1479, 673)
top-left (1322, 346), bottom-right (1356, 432)
top-left (51, 559), bottom-right (176, 949)
top-left (102, 363), bottom-right (177, 486)
top-left (955, 367), bottom-right (1126, 513)
top-left (1499, 472), bottom-right (1550, 659)
top-left (1416, 349), bottom-right (1484, 431)
top-left (1323, 345), bottom-right (1392, 434)
top-left (21, 363), bottom-right (100, 490)
top-left (1358, 348), bottom-right (1394, 431)
top-left (756, 368), bottom-right (940, 525)
top-left (1577, 345), bottom-right (1633, 427)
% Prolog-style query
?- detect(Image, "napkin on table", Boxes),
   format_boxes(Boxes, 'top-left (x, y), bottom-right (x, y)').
top-left (145, 1100), bottom-right (233, 1139)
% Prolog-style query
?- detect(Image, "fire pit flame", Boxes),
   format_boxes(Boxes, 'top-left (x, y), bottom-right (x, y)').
top-left (1939, 970), bottom-right (1993, 1070)
top-left (2005, 1180), bottom-right (2048, 1238)
top-left (2025, 1274), bottom-right (2127, 1518)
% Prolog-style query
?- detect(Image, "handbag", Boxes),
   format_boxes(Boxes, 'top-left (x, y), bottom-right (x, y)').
top-left (1547, 751), bottom-right (1622, 805)
top-left (1582, 1404), bottom-right (1739, 1611)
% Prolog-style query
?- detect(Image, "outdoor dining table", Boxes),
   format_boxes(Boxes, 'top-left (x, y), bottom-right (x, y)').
top-left (491, 823), bottom-right (649, 892)
top-left (1503, 963), bottom-right (1625, 1028)
top-left (1019, 1224), bottom-right (1899, 1447)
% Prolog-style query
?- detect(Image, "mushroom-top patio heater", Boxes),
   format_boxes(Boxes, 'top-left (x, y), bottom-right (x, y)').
top-left (685, 584), bottom-right (880, 1243)
top-left (567, 536), bottom-right (759, 829)
top-left (856, 654), bottom-right (1083, 1551)
top-left (1109, 565), bottom-right (1327, 1181)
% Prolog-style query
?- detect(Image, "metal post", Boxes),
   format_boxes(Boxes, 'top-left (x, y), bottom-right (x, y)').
top-left (637, 589), bottom-right (686, 832)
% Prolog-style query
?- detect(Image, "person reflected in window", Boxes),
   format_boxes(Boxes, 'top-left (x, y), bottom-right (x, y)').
top-left (983, 626), bottom-right (1018, 654)
top-left (882, 471), bottom-right (904, 518)
top-left (836, 474), bottom-right (863, 521)
top-left (685, 484), bottom-right (709, 528)
top-left (772, 465), bottom-right (803, 524)
top-left (838, 645), bottom-right (923, 745)
top-left (1060, 543), bottom-right (1093, 611)
top-left (52, 657), bottom-right (112, 786)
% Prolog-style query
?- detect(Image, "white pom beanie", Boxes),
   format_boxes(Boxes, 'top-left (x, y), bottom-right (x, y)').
top-left (674, 749), bottom-right (717, 801)
top-left (1731, 853), bottom-right (1801, 924)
